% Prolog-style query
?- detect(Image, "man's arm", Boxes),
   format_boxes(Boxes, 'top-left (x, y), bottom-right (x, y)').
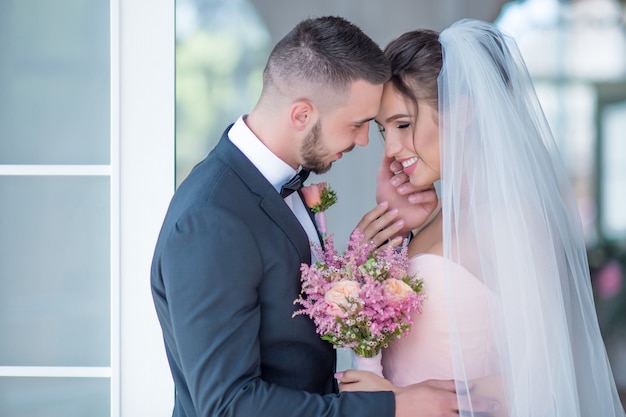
top-left (157, 205), bottom-right (395, 417)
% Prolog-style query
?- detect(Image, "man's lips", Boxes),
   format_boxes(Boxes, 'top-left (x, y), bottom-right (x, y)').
top-left (336, 145), bottom-right (355, 160)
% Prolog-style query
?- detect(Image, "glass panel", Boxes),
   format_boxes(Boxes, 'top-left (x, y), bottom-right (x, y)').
top-left (0, 377), bottom-right (109, 417)
top-left (0, 0), bottom-right (110, 165)
top-left (175, 0), bottom-right (270, 185)
top-left (533, 82), bottom-right (597, 244)
top-left (602, 100), bottom-right (626, 240)
top-left (0, 176), bottom-right (110, 366)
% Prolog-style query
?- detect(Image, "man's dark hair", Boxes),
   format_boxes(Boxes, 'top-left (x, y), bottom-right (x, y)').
top-left (263, 16), bottom-right (390, 93)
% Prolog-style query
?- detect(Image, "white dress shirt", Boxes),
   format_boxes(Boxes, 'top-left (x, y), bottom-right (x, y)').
top-left (228, 116), bottom-right (322, 262)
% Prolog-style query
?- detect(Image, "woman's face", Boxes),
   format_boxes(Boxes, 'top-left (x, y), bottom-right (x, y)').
top-left (375, 82), bottom-right (440, 187)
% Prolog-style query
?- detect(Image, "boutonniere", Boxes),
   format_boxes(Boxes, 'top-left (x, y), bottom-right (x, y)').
top-left (301, 182), bottom-right (337, 239)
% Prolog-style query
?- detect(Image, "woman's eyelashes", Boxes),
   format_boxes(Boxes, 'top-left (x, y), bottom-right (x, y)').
top-left (376, 121), bottom-right (411, 141)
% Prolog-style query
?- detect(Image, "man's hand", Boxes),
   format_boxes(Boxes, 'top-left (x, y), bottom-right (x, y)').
top-left (337, 372), bottom-right (464, 416)
top-left (396, 380), bottom-right (501, 417)
top-left (337, 370), bottom-right (502, 417)
top-left (394, 380), bottom-right (459, 417)
top-left (376, 155), bottom-right (438, 238)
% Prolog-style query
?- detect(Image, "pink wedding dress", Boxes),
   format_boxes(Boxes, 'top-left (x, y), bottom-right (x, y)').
top-left (382, 254), bottom-right (499, 387)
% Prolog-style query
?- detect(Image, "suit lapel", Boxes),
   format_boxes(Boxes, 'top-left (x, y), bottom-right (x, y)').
top-left (214, 128), bottom-right (312, 264)
top-left (260, 192), bottom-right (312, 264)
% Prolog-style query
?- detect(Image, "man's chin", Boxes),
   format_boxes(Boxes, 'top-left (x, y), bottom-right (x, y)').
top-left (309, 163), bottom-right (332, 175)
top-left (302, 160), bottom-right (333, 175)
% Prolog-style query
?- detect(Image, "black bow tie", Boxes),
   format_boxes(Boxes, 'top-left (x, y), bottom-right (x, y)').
top-left (280, 169), bottom-right (310, 198)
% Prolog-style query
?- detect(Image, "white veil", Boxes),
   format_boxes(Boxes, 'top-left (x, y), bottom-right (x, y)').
top-left (438, 19), bottom-right (625, 416)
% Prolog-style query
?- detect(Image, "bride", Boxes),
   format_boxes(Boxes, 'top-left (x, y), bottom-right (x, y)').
top-left (338, 19), bottom-right (625, 417)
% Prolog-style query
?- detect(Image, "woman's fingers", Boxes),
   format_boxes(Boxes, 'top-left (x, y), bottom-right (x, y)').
top-left (354, 201), bottom-right (391, 231)
top-left (336, 370), bottom-right (397, 392)
top-left (368, 218), bottom-right (405, 248)
top-left (354, 202), bottom-right (405, 247)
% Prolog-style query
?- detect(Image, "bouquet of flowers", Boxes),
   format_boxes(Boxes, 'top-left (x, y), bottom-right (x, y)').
top-left (293, 228), bottom-right (425, 374)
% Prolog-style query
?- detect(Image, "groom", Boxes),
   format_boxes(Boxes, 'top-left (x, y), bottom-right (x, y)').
top-left (151, 16), bottom-right (482, 417)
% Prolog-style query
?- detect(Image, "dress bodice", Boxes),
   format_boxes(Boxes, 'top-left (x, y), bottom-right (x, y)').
top-left (382, 254), bottom-right (499, 387)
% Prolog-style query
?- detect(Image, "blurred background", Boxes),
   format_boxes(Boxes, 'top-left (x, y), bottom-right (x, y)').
top-left (1, 0), bottom-right (625, 415)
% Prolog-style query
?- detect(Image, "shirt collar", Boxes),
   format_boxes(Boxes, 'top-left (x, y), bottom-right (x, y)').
top-left (228, 115), bottom-right (296, 193)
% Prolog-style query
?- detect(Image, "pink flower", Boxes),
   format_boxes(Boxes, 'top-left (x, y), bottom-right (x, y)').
top-left (325, 280), bottom-right (361, 317)
top-left (301, 183), bottom-right (337, 238)
top-left (596, 261), bottom-right (623, 299)
top-left (383, 278), bottom-right (414, 301)
top-left (293, 228), bottom-right (425, 357)
top-left (301, 182), bottom-right (337, 213)
top-left (301, 182), bottom-right (326, 209)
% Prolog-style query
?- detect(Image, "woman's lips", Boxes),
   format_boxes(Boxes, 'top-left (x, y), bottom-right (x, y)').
top-left (400, 156), bottom-right (419, 175)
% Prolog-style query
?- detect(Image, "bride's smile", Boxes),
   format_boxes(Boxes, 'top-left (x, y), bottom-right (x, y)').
top-left (376, 82), bottom-right (440, 187)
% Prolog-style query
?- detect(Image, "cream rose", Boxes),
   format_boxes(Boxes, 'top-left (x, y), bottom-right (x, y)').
top-left (325, 280), bottom-right (361, 317)
top-left (383, 278), bottom-right (414, 300)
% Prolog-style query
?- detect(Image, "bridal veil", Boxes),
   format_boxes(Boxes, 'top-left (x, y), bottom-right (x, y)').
top-left (438, 19), bottom-right (625, 416)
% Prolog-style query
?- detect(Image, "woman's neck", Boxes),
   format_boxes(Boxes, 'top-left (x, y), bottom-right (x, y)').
top-left (408, 210), bottom-right (443, 258)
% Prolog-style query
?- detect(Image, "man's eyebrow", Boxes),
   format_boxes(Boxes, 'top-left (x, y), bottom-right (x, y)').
top-left (354, 117), bottom-right (376, 125)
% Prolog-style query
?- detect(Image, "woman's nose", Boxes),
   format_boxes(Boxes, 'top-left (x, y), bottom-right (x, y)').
top-left (385, 134), bottom-right (403, 158)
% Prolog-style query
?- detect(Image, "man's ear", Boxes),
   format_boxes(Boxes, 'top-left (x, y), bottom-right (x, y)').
top-left (290, 99), bottom-right (316, 131)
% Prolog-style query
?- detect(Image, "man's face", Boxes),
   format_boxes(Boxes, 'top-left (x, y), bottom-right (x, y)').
top-left (300, 79), bottom-right (383, 174)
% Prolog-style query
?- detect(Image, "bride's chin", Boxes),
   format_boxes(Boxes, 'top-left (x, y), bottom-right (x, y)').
top-left (408, 173), bottom-right (440, 189)
top-left (408, 177), bottom-right (429, 188)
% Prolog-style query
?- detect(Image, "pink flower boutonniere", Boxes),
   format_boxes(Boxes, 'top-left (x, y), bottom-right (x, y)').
top-left (301, 182), bottom-right (337, 238)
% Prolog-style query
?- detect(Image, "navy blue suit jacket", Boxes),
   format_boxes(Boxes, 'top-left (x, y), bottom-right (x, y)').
top-left (151, 126), bottom-right (395, 417)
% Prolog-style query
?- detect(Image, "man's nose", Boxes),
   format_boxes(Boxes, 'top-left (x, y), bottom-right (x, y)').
top-left (355, 125), bottom-right (370, 147)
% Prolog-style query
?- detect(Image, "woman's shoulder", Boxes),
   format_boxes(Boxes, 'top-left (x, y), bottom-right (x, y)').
top-left (409, 252), bottom-right (470, 274)
top-left (408, 252), bottom-right (491, 297)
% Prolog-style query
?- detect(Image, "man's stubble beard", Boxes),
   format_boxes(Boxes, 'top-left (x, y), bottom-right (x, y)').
top-left (300, 120), bottom-right (332, 174)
